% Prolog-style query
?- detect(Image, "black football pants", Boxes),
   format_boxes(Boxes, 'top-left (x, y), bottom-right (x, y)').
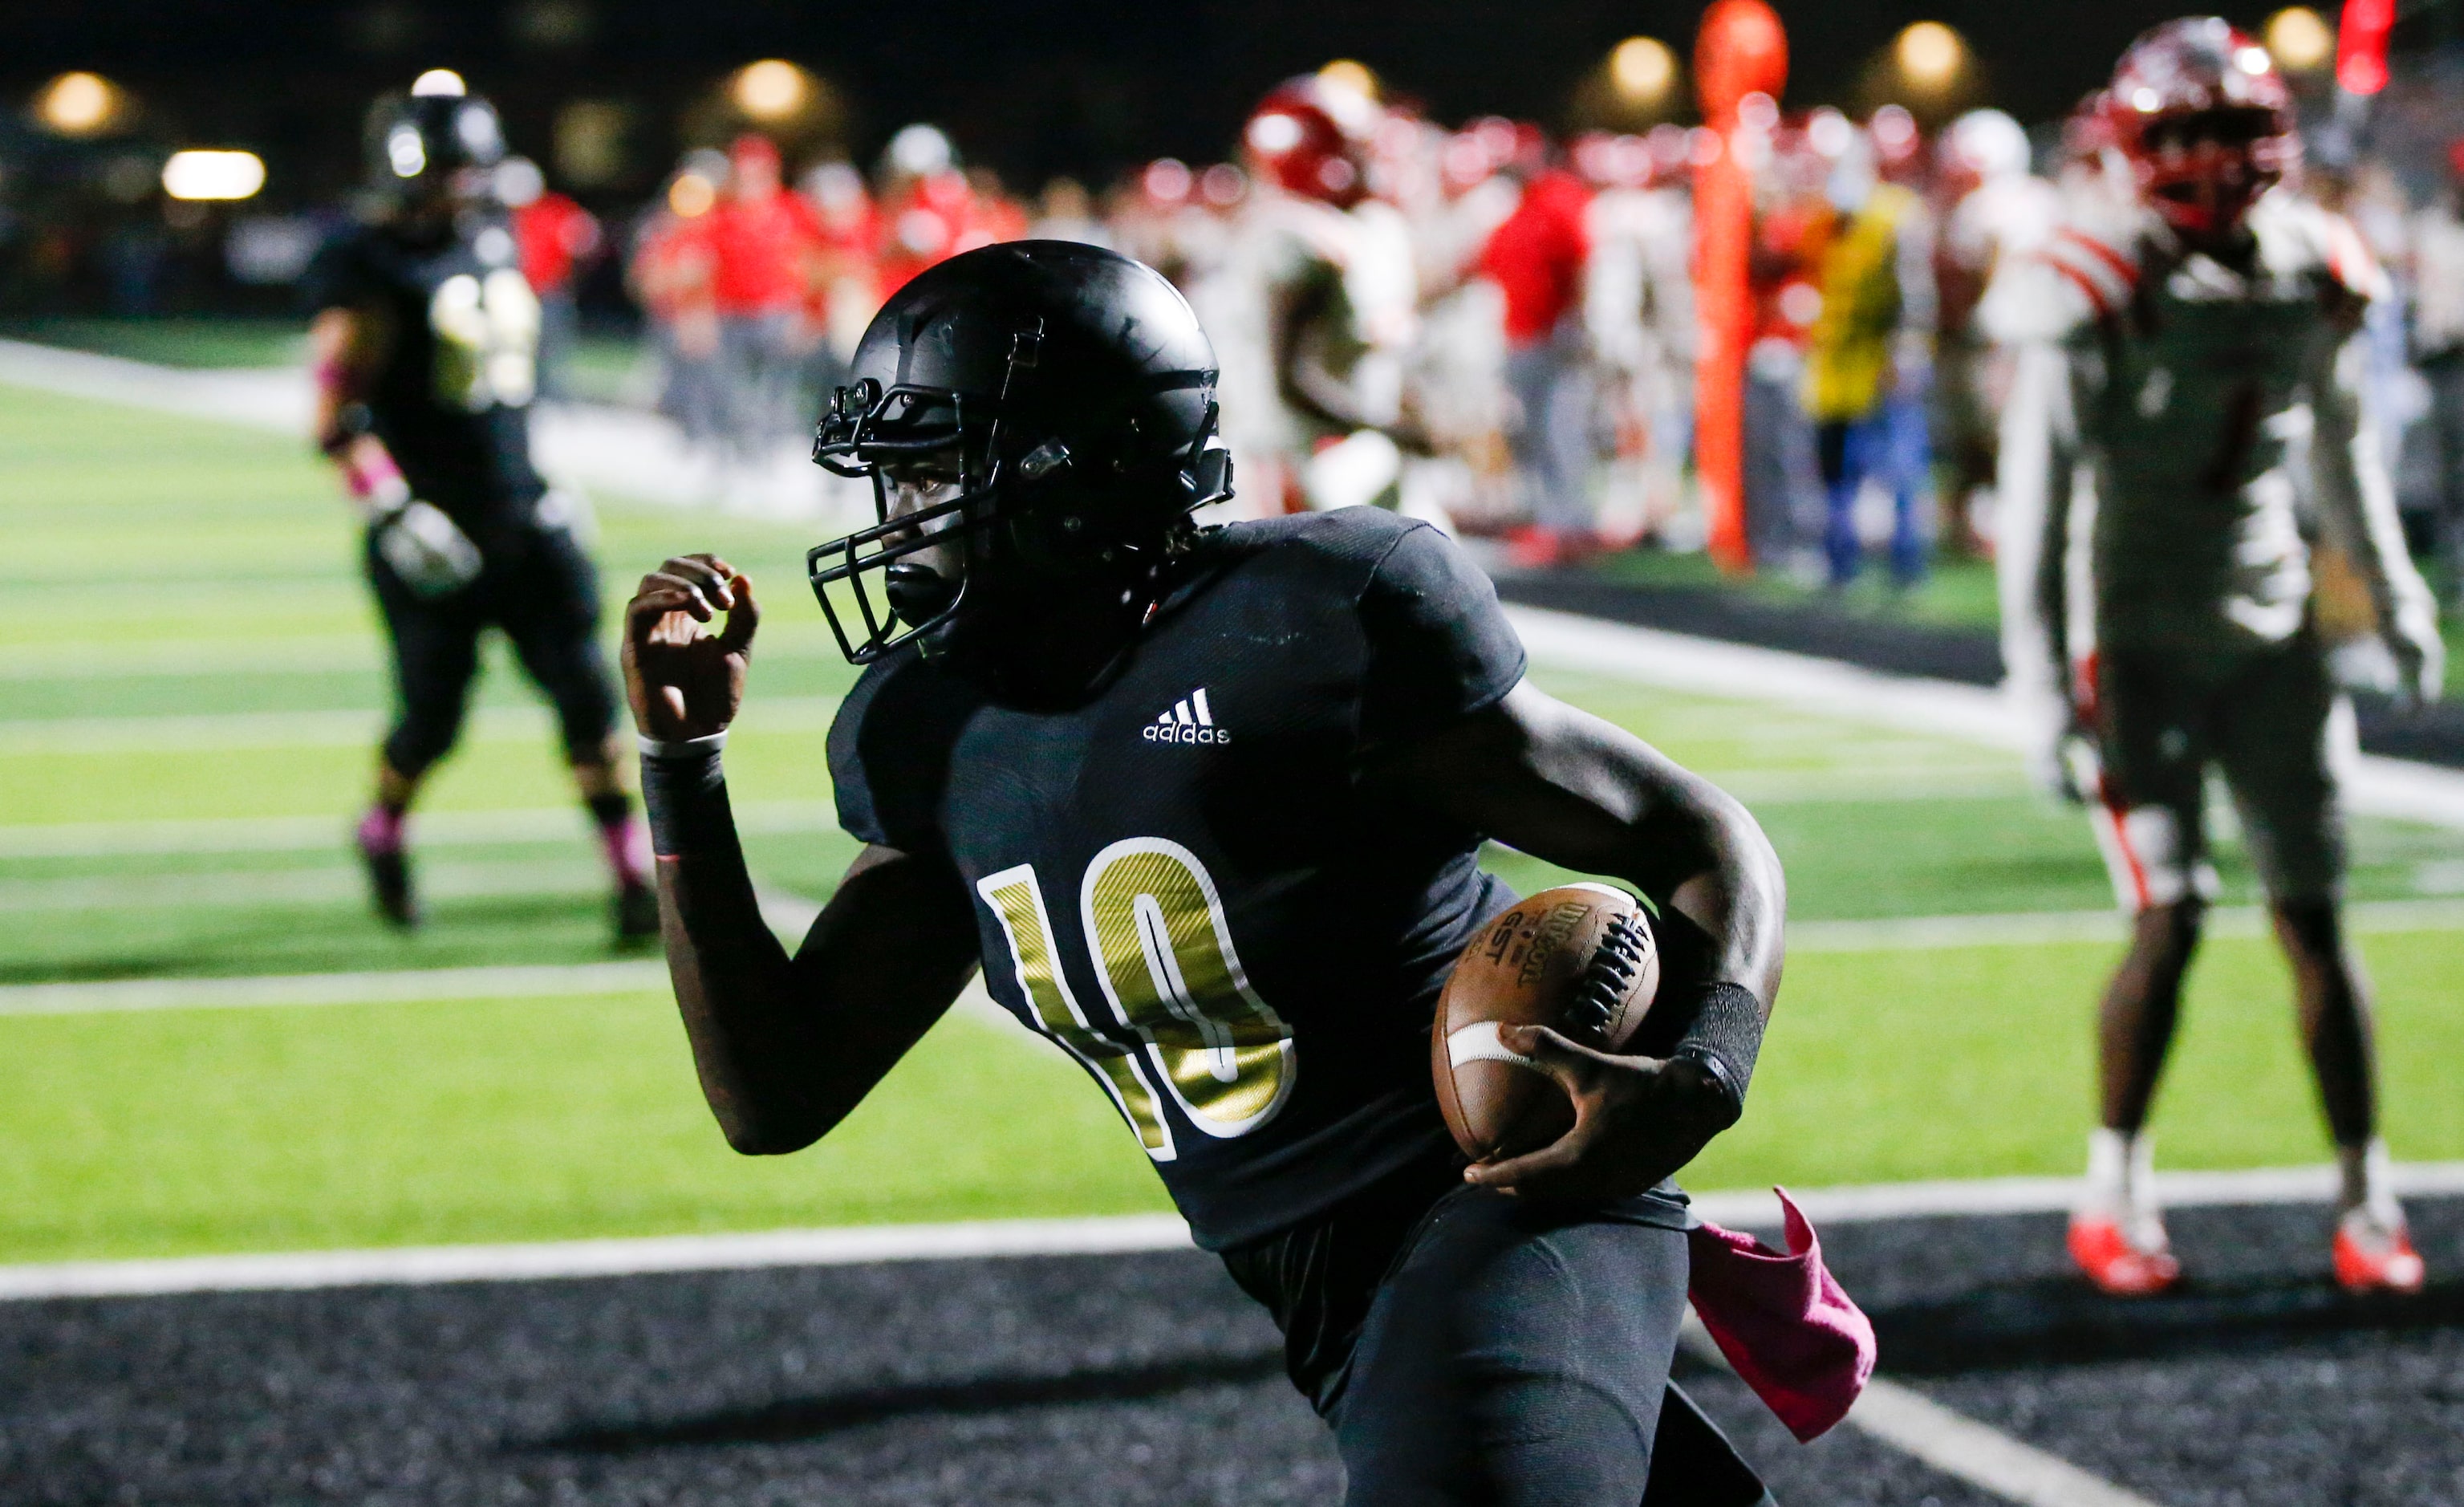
top-left (1224, 1169), bottom-right (1772, 1505)
top-left (367, 518), bottom-right (619, 780)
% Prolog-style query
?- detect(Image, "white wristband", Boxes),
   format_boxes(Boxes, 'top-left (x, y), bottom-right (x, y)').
top-left (636, 729), bottom-right (728, 762)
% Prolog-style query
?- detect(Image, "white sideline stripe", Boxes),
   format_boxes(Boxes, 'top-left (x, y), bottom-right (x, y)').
top-left (1684, 1160), bottom-right (2464, 1230)
top-left (6, 1161), bottom-right (2457, 1302)
top-left (1674, 1316), bottom-right (2160, 1507)
top-left (1504, 604), bottom-right (2464, 833)
top-left (0, 1214), bottom-right (1199, 1302)
top-left (0, 695), bottom-right (841, 754)
top-left (0, 340), bottom-right (871, 526)
top-left (1850, 1379), bottom-right (2162, 1507)
top-left (0, 800), bottom-right (838, 858)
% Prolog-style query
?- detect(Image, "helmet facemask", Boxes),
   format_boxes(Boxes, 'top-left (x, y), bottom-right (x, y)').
top-left (806, 332), bottom-right (1232, 674)
top-left (2134, 107), bottom-right (2287, 242)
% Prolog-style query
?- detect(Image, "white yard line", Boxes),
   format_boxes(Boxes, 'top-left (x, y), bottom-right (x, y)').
top-left (1847, 1379), bottom-right (2165, 1507)
top-left (0, 944), bottom-right (1009, 1025)
top-left (0, 800), bottom-right (838, 858)
top-left (0, 632), bottom-right (852, 681)
top-left (4, 896), bottom-right (2454, 1001)
top-left (0, 858), bottom-right (662, 912)
top-left (1674, 1315), bottom-right (2163, 1507)
top-left (0, 694), bottom-right (841, 754)
top-left (1788, 896), bottom-right (2464, 953)
top-left (0, 961), bottom-right (669, 1016)
top-left (1505, 604), bottom-right (2464, 832)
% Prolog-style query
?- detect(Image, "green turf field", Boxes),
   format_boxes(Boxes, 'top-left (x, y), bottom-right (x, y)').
top-left (3, 379), bottom-right (2462, 1262)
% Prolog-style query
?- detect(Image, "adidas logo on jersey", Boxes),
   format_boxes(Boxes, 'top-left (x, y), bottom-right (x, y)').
top-left (1144, 688), bottom-right (1231, 745)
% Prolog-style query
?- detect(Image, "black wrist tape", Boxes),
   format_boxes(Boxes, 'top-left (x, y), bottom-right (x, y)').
top-left (1670, 981), bottom-right (1765, 1114)
top-left (639, 746), bottom-right (740, 860)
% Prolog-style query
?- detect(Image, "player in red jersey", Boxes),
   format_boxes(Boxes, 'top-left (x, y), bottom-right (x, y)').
top-left (1987, 19), bottom-right (2442, 1297)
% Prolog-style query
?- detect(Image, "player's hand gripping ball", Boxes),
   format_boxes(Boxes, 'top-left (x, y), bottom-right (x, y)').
top-left (1433, 884), bottom-right (1659, 1161)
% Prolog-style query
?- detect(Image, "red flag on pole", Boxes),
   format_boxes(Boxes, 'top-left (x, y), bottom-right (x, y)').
top-left (2338, 0), bottom-right (2394, 95)
top-left (1692, 0), bottom-right (1788, 575)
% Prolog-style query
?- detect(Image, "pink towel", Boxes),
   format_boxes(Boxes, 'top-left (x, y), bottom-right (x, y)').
top-left (1686, 1188), bottom-right (1876, 1442)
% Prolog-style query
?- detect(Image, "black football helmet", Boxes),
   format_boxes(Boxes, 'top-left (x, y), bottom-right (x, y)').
top-left (365, 75), bottom-right (507, 206)
top-left (808, 241), bottom-right (1233, 667)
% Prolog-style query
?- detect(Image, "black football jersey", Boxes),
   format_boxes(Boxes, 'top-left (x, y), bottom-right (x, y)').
top-left (830, 509), bottom-right (1532, 1249)
top-left (302, 216), bottom-right (546, 525)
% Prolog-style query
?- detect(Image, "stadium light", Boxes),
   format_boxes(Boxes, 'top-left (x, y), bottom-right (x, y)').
top-left (1894, 22), bottom-right (1965, 91)
top-left (2265, 6), bottom-right (2333, 71)
top-left (161, 150), bottom-right (266, 201)
top-left (1317, 59), bottom-right (1378, 100)
top-left (733, 59), bottom-right (810, 121)
top-left (668, 169), bottom-right (716, 217)
top-left (35, 71), bottom-right (120, 136)
top-left (1610, 38), bottom-right (1678, 107)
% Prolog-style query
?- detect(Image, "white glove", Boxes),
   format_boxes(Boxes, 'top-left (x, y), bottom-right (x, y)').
top-left (375, 499), bottom-right (483, 598)
top-left (2012, 675), bottom-right (2089, 805)
top-left (2389, 606), bottom-right (2446, 710)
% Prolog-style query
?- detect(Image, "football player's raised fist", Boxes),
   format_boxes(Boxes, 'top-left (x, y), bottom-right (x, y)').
top-left (623, 554), bottom-right (759, 742)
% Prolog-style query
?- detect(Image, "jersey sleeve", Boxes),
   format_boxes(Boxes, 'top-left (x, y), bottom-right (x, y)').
top-left (1354, 522), bottom-right (1528, 748)
top-left (825, 656), bottom-right (963, 854)
top-left (1976, 203), bottom-right (2143, 345)
top-left (298, 229), bottom-right (376, 316)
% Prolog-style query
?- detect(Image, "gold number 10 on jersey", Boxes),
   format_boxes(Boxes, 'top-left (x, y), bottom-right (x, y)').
top-left (976, 839), bottom-right (1296, 1161)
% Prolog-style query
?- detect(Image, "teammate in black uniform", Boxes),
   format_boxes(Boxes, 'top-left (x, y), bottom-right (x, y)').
top-left (306, 72), bottom-right (653, 940)
top-left (627, 243), bottom-right (1786, 1503)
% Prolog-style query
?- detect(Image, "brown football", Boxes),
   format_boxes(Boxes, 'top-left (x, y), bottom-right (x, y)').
top-left (1432, 883), bottom-right (1661, 1162)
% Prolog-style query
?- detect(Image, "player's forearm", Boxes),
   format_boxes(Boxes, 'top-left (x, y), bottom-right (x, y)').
top-left (1281, 351), bottom-right (1378, 435)
top-left (2312, 338), bottom-right (2435, 632)
top-left (660, 855), bottom-right (833, 1152)
top-left (1411, 688), bottom-right (1786, 1004)
top-left (308, 308), bottom-right (375, 454)
top-left (643, 743), bottom-right (980, 1153)
top-left (642, 741), bottom-right (827, 1152)
top-left (1646, 782), bottom-right (1786, 1009)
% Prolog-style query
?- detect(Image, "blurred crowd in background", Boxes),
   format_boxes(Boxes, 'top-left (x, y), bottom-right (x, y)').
top-left (14, 15), bottom-right (2464, 595)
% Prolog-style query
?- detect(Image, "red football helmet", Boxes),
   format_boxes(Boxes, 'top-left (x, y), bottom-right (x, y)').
top-left (2101, 17), bottom-right (2297, 239)
top-left (1243, 76), bottom-right (1377, 208)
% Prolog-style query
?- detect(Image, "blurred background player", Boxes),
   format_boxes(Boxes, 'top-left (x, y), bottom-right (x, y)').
top-left (306, 72), bottom-right (653, 941)
top-left (1480, 130), bottom-right (1595, 565)
top-left (1743, 111), bottom-right (1832, 576)
top-left (1804, 106), bottom-right (1938, 590)
top-left (2410, 140), bottom-right (2464, 599)
top-left (704, 133), bottom-right (822, 472)
top-left (1581, 127), bottom-right (1696, 549)
top-left (630, 151), bottom-right (728, 461)
top-left (1985, 18), bottom-right (2444, 1298)
top-left (1933, 108), bottom-right (2056, 555)
top-left (495, 154), bottom-right (601, 401)
top-left (793, 157), bottom-right (882, 420)
top-left (1218, 74), bottom-right (1427, 518)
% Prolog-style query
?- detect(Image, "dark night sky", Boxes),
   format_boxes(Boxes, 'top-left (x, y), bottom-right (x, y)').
top-left (0, 2), bottom-right (2365, 199)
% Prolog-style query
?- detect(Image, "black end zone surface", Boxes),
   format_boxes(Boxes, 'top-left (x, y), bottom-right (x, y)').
top-left (3, 1199), bottom-right (2458, 1505)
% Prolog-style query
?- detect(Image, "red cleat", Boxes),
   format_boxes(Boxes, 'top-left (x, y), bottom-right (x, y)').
top-left (2333, 1210), bottom-right (2425, 1295)
top-left (2068, 1212), bottom-right (2181, 1297)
